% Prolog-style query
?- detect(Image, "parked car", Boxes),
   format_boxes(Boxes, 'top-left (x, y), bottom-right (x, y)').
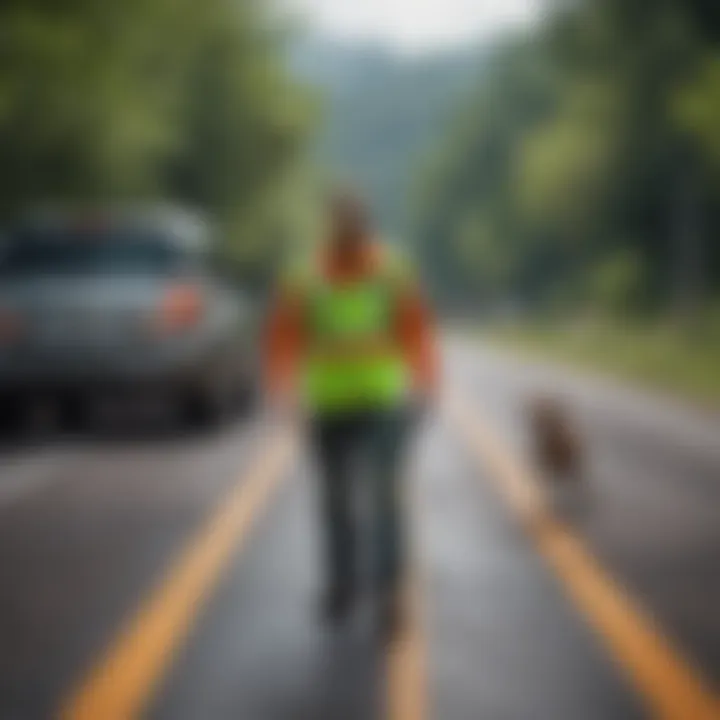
top-left (0, 206), bottom-right (258, 430)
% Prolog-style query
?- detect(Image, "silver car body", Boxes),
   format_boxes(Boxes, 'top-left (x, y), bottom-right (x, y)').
top-left (0, 207), bottom-right (256, 404)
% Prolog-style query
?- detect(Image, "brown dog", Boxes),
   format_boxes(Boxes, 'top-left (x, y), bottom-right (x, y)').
top-left (528, 396), bottom-right (583, 483)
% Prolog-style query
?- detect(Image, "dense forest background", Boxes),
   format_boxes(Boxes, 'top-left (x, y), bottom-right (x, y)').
top-left (411, 0), bottom-right (720, 323)
top-left (299, 2), bottom-right (720, 398)
top-left (296, 1), bottom-right (720, 331)
top-left (0, 0), bottom-right (314, 284)
top-left (3, 0), bottom-right (720, 329)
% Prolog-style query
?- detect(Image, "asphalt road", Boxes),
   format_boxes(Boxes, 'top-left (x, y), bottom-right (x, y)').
top-left (0, 338), bottom-right (718, 719)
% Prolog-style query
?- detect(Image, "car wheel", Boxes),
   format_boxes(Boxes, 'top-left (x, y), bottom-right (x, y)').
top-left (59, 395), bottom-right (90, 433)
top-left (0, 394), bottom-right (24, 437)
top-left (180, 389), bottom-right (225, 430)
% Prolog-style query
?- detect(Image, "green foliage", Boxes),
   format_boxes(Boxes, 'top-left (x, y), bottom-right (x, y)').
top-left (589, 249), bottom-right (647, 315)
top-left (413, 0), bottom-right (720, 317)
top-left (0, 0), bottom-right (314, 277)
top-left (673, 53), bottom-right (720, 167)
top-left (486, 317), bottom-right (720, 405)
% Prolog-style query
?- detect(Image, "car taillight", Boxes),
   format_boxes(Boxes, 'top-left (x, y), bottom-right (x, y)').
top-left (0, 309), bottom-right (24, 345)
top-left (153, 284), bottom-right (205, 335)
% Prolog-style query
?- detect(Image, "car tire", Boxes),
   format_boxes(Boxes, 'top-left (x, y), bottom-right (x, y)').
top-left (180, 389), bottom-right (225, 430)
top-left (59, 395), bottom-right (90, 433)
top-left (0, 394), bottom-right (24, 438)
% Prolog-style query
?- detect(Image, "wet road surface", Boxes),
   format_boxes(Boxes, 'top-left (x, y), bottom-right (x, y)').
top-left (0, 339), bottom-right (718, 719)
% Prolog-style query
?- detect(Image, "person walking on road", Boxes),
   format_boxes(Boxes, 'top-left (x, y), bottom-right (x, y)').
top-left (264, 191), bottom-right (439, 637)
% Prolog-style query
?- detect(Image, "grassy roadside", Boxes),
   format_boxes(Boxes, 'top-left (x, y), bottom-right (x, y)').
top-left (482, 321), bottom-right (720, 408)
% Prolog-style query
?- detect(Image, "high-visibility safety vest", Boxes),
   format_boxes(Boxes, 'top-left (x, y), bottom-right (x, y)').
top-left (287, 251), bottom-right (413, 414)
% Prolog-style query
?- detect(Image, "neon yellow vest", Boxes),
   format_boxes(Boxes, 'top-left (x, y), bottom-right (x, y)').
top-left (291, 253), bottom-right (412, 413)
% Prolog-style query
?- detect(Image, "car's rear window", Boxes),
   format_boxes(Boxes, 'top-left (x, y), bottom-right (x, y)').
top-left (0, 232), bottom-right (189, 277)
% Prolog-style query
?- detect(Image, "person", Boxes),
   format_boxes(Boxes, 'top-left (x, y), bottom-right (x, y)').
top-left (264, 191), bottom-right (439, 637)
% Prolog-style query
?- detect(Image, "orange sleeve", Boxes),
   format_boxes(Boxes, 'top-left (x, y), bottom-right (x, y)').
top-left (264, 288), bottom-right (306, 397)
top-left (395, 287), bottom-right (440, 393)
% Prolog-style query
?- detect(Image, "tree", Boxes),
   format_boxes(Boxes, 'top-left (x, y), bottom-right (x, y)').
top-left (411, 0), bottom-right (720, 316)
top-left (0, 0), bottom-right (314, 280)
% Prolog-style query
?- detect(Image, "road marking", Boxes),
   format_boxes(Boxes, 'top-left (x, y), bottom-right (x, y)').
top-left (60, 428), bottom-right (297, 720)
top-left (387, 456), bottom-right (427, 720)
top-left (387, 576), bottom-right (426, 720)
top-left (447, 393), bottom-right (720, 720)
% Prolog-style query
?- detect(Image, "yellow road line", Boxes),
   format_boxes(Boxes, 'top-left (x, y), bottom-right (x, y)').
top-left (447, 393), bottom-right (720, 720)
top-left (387, 576), bottom-right (426, 720)
top-left (60, 429), bottom-right (296, 720)
top-left (387, 457), bottom-right (428, 720)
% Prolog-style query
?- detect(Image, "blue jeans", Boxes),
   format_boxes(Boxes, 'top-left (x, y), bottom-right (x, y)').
top-left (311, 407), bottom-right (411, 596)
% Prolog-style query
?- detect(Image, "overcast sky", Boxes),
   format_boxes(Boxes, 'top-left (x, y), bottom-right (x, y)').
top-left (288, 0), bottom-right (545, 52)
